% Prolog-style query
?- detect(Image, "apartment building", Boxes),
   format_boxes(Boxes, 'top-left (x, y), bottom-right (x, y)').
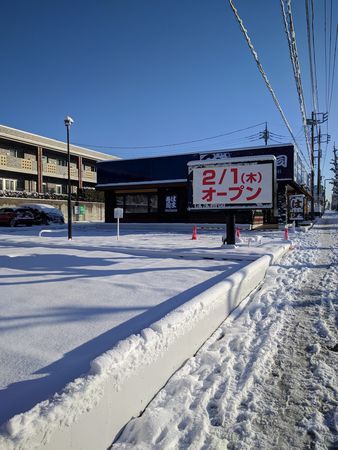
top-left (0, 125), bottom-right (115, 199)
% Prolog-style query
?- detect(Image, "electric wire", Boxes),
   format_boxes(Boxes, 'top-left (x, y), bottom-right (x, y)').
top-left (227, 0), bottom-right (310, 169)
top-left (323, 25), bottom-right (338, 171)
top-left (328, 25), bottom-right (338, 112)
top-left (269, 137), bottom-right (284, 144)
top-left (324, 0), bottom-right (328, 109)
top-left (310, 0), bottom-right (320, 113)
top-left (280, 0), bottom-right (312, 165)
top-left (73, 122), bottom-right (265, 150)
top-left (328, 0), bottom-right (333, 104)
top-left (305, 0), bottom-right (321, 166)
top-left (305, 0), bottom-right (318, 114)
top-left (323, 31), bottom-right (337, 172)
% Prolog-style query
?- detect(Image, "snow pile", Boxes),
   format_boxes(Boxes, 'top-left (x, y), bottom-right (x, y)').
top-left (113, 214), bottom-right (338, 449)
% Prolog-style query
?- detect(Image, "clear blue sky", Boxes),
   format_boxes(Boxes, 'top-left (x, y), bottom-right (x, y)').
top-left (1, 1), bottom-right (337, 195)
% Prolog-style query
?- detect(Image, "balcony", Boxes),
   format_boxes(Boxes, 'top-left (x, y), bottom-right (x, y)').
top-left (0, 155), bottom-right (37, 174)
top-left (0, 156), bottom-right (96, 184)
top-left (82, 170), bottom-right (97, 183)
top-left (43, 163), bottom-right (78, 180)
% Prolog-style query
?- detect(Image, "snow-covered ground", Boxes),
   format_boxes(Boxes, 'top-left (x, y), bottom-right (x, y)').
top-left (113, 213), bottom-right (338, 450)
top-left (0, 223), bottom-right (282, 427)
top-left (1, 216), bottom-right (336, 449)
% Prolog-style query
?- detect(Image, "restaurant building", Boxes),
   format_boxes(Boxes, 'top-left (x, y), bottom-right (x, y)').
top-left (97, 143), bottom-right (311, 226)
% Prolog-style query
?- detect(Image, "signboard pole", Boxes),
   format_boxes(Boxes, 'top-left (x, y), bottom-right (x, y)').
top-left (114, 208), bottom-right (124, 241)
top-left (226, 211), bottom-right (236, 245)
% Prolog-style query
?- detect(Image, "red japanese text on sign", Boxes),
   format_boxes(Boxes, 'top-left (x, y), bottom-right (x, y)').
top-left (192, 163), bottom-right (273, 206)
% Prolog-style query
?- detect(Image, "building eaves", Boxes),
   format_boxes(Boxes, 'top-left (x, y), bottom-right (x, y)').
top-left (0, 124), bottom-right (119, 162)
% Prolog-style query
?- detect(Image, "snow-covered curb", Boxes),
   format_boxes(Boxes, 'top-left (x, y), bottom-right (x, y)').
top-left (0, 244), bottom-right (290, 450)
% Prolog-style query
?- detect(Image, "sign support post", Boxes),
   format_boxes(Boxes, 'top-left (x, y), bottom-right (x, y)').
top-left (226, 211), bottom-right (236, 245)
top-left (114, 208), bottom-right (124, 241)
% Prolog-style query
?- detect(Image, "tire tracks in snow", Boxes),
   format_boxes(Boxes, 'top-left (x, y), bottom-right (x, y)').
top-left (113, 216), bottom-right (338, 450)
top-left (228, 218), bottom-right (338, 450)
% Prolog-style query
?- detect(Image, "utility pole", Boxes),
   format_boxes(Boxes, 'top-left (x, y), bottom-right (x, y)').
top-left (308, 112), bottom-right (315, 221)
top-left (331, 145), bottom-right (338, 210)
top-left (259, 122), bottom-right (269, 145)
top-left (306, 112), bottom-right (328, 220)
top-left (315, 128), bottom-right (330, 215)
top-left (317, 127), bottom-right (321, 198)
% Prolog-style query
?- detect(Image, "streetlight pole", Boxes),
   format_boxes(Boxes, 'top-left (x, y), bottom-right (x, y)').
top-left (64, 116), bottom-right (74, 240)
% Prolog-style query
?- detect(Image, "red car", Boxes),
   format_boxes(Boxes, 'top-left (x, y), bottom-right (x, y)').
top-left (0, 207), bottom-right (35, 227)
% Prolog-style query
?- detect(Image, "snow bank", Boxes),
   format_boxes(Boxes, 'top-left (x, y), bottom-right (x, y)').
top-left (0, 244), bottom-right (289, 450)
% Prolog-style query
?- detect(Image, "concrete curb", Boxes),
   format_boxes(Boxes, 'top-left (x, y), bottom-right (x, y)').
top-left (0, 244), bottom-right (290, 450)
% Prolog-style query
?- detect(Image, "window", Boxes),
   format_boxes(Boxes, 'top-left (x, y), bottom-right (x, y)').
top-left (116, 195), bottom-right (124, 208)
top-left (82, 164), bottom-right (96, 172)
top-left (9, 148), bottom-right (24, 158)
top-left (149, 194), bottom-right (158, 212)
top-left (116, 193), bottom-right (158, 213)
top-left (0, 178), bottom-right (17, 190)
top-left (49, 184), bottom-right (62, 194)
top-left (25, 180), bottom-right (37, 191)
top-left (125, 194), bottom-right (148, 213)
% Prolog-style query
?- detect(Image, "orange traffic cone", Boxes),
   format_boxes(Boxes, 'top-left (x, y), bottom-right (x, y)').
top-left (192, 225), bottom-right (197, 240)
top-left (284, 226), bottom-right (289, 240)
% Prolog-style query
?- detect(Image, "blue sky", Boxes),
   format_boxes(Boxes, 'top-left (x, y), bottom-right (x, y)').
top-left (1, 1), bottom-right (337, 196)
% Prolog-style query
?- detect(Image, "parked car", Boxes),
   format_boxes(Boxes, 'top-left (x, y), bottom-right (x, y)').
top-left (0, 207), bottom-right (35, 227)
top-left (19, 204), bottom-right (65, 225)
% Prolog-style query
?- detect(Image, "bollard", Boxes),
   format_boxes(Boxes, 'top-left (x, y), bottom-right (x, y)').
top-left (284, 226), bottom-right (289, 240)
top-left (191, 225), bottom-right (197, 240)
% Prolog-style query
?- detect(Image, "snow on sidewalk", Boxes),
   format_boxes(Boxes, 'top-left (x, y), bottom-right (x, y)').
top-left (113, 213), bottom-right (338, 450)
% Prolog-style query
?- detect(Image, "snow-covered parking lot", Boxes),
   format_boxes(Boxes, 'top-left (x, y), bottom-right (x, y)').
top-left (1, 218), bottom-right (336, 450)
top-left (0, 223), bottom-right (283, 427)
top-left (0, 228), bottom-right (232, 423)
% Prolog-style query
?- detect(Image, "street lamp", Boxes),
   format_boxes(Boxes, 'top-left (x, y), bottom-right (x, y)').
top-left (64, 115), bottom-right (74, 240)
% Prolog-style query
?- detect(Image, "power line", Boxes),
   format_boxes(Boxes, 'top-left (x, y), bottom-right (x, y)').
top-left (73, 122), bottom-right (265, 150)
top-left (323, 25), bottom-right (337, 171)
top-left (280, 0), bottom-right (312, 164)
top-left (328, 25), bottom-right (338, 112)
top-left (324, 0), bottom-right (328, 109)
top-left (328, 0), bottom-right (334, 104)
top-left (310, 0), bottom-right (319, 112)
top-left (228, 0), bottom-right (311, 169)
top-left (305, 0), bottom-right (318, 114)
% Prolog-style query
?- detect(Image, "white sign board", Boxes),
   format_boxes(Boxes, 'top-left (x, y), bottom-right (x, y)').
top-left (289, 195), bottom-right (305, 220)
top-left (188, 156), bottom-right (275, 209)
top-left (165, 194), bottom-right (177, 212)
top-left (114, 208), bottom-right (124, 219)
